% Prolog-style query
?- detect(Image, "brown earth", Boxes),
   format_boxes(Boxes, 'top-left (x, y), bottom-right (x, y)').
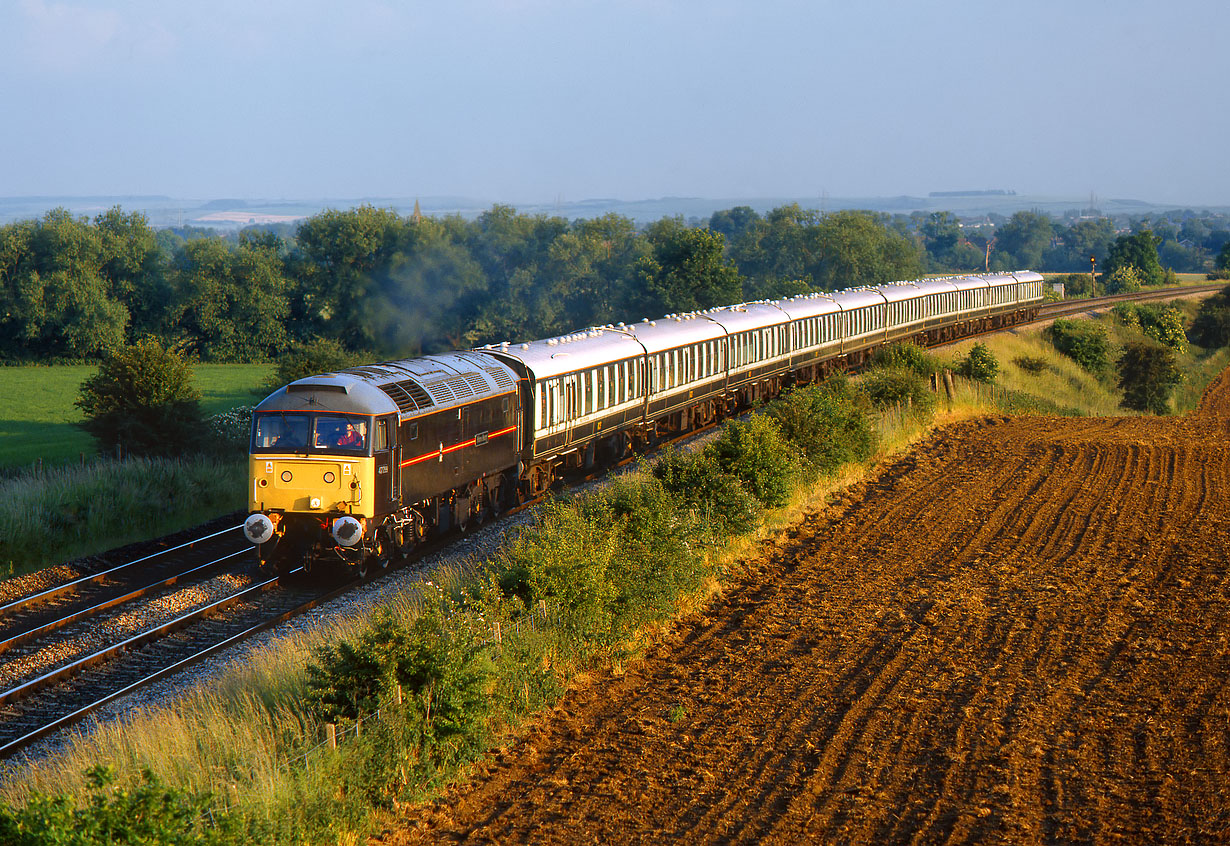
top-left (377, 375), bottom-right (1230, 845)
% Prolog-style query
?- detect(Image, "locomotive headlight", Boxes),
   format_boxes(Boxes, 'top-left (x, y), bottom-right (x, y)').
top-left (243, 513), bottom-right (275, 545)
top-left (323, 471), bottom-right (336, 484)
top-left (309, 497), bottom-right (322, 509)
top-left (332, 516), bottom-right (363, 547)
top-left (281, 470), bottom-right (293, 483)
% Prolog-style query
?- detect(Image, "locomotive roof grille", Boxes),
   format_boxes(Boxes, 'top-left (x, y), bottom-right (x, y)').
top-left (484, 367), bottom-right (517, 390)
top-left (377, 378), bottom-right (434, 413)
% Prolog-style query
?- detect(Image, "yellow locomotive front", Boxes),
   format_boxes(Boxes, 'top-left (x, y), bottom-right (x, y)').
top-left (242, 373), bottom-right (399, 575)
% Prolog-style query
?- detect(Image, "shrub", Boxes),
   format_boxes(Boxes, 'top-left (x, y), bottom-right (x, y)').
top-left (258, 337), bottom-right (366, 397)
top-left (858, 366), bottom-right (937, 415)
top-left (870, 342), bottom-right (941, 376)
top-left (1117, 341), bottom-right (1182, 414)
top-left (765, 377), bottom-right (876, 475)
top-left (75, 338), bottom-right (202, 457)
top-left (956, 342), bottom-right (999, 382)
top-left (1045, 318), bottom-right (1110, 375)
top-left (0, 766), bottom-right (250, 845)
top-left (305, 596), bottom-right (491, 752)
top-left (651, 447), bottom-right (758, 538)
top-left (1115, 302), bottom-right (1188, 352)
top-left (704, 414), bottom-right (798, 508)
top-left (203, 404), bottom-right (254, 455)
top-left (1104, 265), bottom-right (1143, 294)
top-left (1190, 285), bottom-right (1230, 348)
top-left (1012, 355), bottom-right (1050, 375)
top-left (581, 473), bottom-right (707, 628)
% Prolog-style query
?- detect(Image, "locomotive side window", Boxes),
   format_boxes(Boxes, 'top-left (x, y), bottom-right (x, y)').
top-left (375, 419), bottom-right (389, 451)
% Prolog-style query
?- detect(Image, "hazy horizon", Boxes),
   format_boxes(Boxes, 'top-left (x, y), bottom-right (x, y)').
top-left (2, 1), bottom-right (1226, 207)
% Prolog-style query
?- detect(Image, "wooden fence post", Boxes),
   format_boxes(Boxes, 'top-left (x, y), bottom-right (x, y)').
top-left (326, 723), bottom-right (337, 749)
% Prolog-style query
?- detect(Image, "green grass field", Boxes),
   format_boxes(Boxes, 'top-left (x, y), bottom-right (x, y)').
top-left (0, 363), bottom-right (272, 469)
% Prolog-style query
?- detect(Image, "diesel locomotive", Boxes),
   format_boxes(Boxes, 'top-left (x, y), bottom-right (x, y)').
top-left (243, 271), bottom-right (1046, 575)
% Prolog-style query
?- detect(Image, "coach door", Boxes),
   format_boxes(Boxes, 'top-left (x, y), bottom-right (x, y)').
top-left (564, 375), bottom-right (578, 446)
top-left (375, 415), bottom-right (397, 510)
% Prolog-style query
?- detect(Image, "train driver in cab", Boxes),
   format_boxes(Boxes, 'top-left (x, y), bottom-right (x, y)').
top-left (312, 416), bottom-right (367, 451)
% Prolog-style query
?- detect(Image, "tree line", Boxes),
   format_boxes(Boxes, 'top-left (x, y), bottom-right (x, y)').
top-left (4, 203), bottom-right (1229, 365)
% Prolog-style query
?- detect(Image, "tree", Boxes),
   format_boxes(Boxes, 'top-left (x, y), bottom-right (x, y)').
top-left (708, 206), bottom-right (762, 243)
top-left (922, 211), bottom-right (961, 267)
top-left (1117, 341), bottom-right (1181, 414)
top-left (1217, 241), bottom-right (1230, 271)
top-left (259, 337), bottom-right (363, 396)
top-left (1048, 217), bottom-right (1115, 271)
top-left (811, 210), bottom-right (923, 290)
top-left (990, 211), bottom-right (1053, 270)
top-left (291, 205), bottom-right (407, 348)
top-left (94, 206), bottom-right (168, 338)
top-left (636, 220), bottom-right (742, 316)
top-left (76, 338), bottom-right (202, 456)
top-left (168, 237), bottom-right (289, 361)
top-left (1190, 285), bottom-right (1230, 348)
top-left (1103, 230), bottom-right (1165, 287)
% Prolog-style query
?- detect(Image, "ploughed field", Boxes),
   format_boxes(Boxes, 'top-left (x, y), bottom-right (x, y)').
top-left (382, 372), bottom-right (1230, 845)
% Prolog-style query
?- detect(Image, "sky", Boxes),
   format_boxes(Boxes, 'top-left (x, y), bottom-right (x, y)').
top-left (1, 0), bottom-right (1227, 206)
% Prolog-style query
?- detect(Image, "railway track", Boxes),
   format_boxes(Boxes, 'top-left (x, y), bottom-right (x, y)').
top-left (1034, 283), bottom-right (1223, 321)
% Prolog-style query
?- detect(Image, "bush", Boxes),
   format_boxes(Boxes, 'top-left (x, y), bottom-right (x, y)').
top-left (956, 342), bottom-right (999, 382)
top-left (858, 366), bottom-right (937, 415)
top-left (765, 377), bottom-right (876, 475)
top-left (870, 342), bottom-right (941, 376)
top-left (651, 448), bottom-right (758, 538)
top-left (1113, 302), bottom-right (1187, 352)
top-left (1117, 341), bottom-right (1182, 414)
top-left (74, 338), bottom-right (202, 457)
top-left (1190, 285), bottom-right (1230, 348)
top-left (305, 596), bottom-right (490, 754)
top-left (258, 337), bottom-right (366, 397)
top-left (0, 766), bottom-right (249, 845)
top-left (704, 414), bottom-right (798, 508)
top-left (202, 404), bottom-right (254, 455)
top-left (1104, 265), bottom-right (1143, 294)
top-left (1045, 318), bottom-right (1110, 375)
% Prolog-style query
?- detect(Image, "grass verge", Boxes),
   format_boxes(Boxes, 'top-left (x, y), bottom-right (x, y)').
top-left (0, 458), bottom-right (247, 578)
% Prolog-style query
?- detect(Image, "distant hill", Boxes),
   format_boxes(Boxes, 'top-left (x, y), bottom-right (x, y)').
top-left (2, 193), bottom-right (1228, 229)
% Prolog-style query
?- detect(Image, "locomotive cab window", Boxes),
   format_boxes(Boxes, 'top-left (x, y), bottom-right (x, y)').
top-left (313, 415), bottom-right (369, 452)
top-left (253, 413), bottom-right (310, 451)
